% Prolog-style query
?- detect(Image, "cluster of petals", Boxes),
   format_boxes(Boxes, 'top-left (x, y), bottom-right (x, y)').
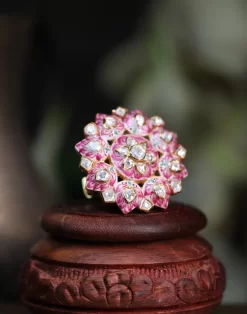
top-left (75, 107), bottom-right (188, 214)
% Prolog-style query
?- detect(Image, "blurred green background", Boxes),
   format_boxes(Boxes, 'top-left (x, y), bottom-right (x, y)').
top-left (0, 0), bottom-right (246, 305)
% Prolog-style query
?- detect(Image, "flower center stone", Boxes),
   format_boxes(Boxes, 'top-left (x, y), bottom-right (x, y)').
top-left (130, 144), bottom-right (146, 160)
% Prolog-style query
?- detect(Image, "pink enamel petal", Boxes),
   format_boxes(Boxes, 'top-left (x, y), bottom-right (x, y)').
top-left (159, 153), bottom-right (188, 180)
top-left (110, 134), bottom-right (159, 181)
top-left (142, 177), bottom-right (170, 210)
top-left (123, 109), bottom-right (152, 136)
top-left (86, 162), bottom-right (117, 192)
top-left (115, 181), bottom-right (143, 214)
top-left (75, 136), bottom-right (110, 162)
top-left (149, 127), bottom-right (177, 154)
top-left (96, 113), bottom-right (125, 141)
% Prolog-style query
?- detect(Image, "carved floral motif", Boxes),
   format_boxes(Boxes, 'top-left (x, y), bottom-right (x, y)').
top-left (22, 256), bottom-right (225, 309)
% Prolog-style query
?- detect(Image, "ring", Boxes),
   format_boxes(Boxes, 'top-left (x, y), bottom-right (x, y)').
top-left (75, 107), bottom-right (188, 214)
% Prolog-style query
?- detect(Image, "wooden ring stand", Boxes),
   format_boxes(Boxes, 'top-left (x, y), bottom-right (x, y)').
top-left (20, 201), bottom-right (226, 314)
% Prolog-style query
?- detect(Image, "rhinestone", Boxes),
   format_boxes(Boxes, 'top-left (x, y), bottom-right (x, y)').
top-left (96, 169), bottom-right (110, 182)
top-left (102, 188), bottom-right (115, 202)
top-left (123, 157), bottom-right (135, 170)
top-left (130, 144), bottom-right (146, 160)
top-left (80, 157), bottom-right (93, 171)
top-left (84, 122), bottom-right (98, 136)
top-left (140, 198), bottom-right (153, 212)
top-left (116, 146), bottom-right (129, 156)
top-left (170, 179), bottom-right (182, 194)
top-left (136, 162), bottom-right (146, 174)
top-left (113, 106), bottom-right (127, 117)
top-left (160, 131), bottom-right (173, 143)
top-left (176, 145), bottom-right (187, 159)
top-left (104, 116), bottom-right (117, 129)
top-left (168, 160), bottom-right (181, 172)
top-left (86, 139), bottom-right (102, 152)
top-left (127, 137), bottom-right (137, 146)
top-left (154, 184), bottom-right (166, 198)
top-left (124, 188), bottom-right (136, 203)
top-left (145, 152), bottom-right (156, 163)
top-left (135, 114), bottom-right (145, 126)
top-left (151, 116), bottom-right (165, 127)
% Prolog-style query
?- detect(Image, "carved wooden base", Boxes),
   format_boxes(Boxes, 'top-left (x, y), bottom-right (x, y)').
top-left (20, 202), bottom-right (226, 314)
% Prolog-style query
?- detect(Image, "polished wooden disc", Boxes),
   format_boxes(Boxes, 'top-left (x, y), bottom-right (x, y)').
top-left (41, 200), bottom-right (207, 242)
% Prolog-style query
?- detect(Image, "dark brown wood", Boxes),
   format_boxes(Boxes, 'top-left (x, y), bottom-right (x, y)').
top-left (41, 201), bottom-right (207, 242)
top-left (21, 237), bottom-right (225, 312)
top-left (30, 236), bottom-right (212, 265)
top-left (20, 201), bottom-right (225, 314)
top-left (23, 300), bottom-right (220, 313)
top-left (3, 304), bottom-right (247, 314)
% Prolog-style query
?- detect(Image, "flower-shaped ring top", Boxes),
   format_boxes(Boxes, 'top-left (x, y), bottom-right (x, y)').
top-left (75, 107), bottom-right (188, 214)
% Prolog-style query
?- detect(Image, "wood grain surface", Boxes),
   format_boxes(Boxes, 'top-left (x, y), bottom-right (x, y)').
top-left (31, 235), bottom-right (212, 265)
top-left (41, 201), bottom-right (207, 242)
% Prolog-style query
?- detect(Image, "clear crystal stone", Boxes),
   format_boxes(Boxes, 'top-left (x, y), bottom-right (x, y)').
top-left (96, 169), bottom-right (110, 181)
top-left (170, 179), bottom-right (182, 194)
top-left (136, 162), bottom-right (146, 174)
top-left (124, 157), bottom-right (135, 169)
top-left (160, 131), bottom-right (173, 143)
top-left (130, 144), bottom-right (146, 160)
top-left (176, 145), bottom-right (187, 159)
top-left (86, 139), bottom-right (102, 152)
top-left (145, 152), bottom-right (156, 163)
top-left (140, 198), bottom-right (153, 212)
top-left (124, 188), bottom-right (136, 203)
top-left (114, 106), bottom-right (127, 117)
top-left (84, 123), bottom-right (98, 136)
top-left (154, 184), bottom-right (166, 198)
top-left (135, 114), bottom-right (145, 126)
top-left (102, 188), bottom-right (115, 202)
top-left (168, 160), bottom-right (181, 172)
top-left (116, 146), bottom-right (129, 156)
top-left (80, 157), bottom-right (93, 171)
top-left (151, 116), bottom-right (165, 127)
top-left (104, 116), bottom-right (117, 129)
top-left (127, 137), bottom-right (137, 146)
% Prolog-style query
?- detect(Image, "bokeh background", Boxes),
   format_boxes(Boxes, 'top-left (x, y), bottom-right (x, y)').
top-left (0, 0), bottom-right (246, 305)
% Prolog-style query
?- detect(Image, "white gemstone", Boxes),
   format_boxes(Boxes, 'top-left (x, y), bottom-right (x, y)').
top-left (145, 152), bottom-right (156, 163)
top-left (140, 198), bottom-right (153, 212)
top-left (124, 188), bottom-right (136, 203)
top-left (104, 116), bottom-right (117, 129)
top-left (135, 114), bottom-right (145, 126)
top-left (154, 184), bottom-right (166, 198)
top-left (130, 144), bottom-right (146, 160)
top-left (160, 131), bottom-right (173, 143)
top-left (176, 146), bottom-right (187, 159)
top-left (127, 137), bottom-right (137, 146)
top-left (136, 162), bottom-right (146, 174)
top-left (80, 157), bottom-right (93, 171)
top-left (168, 160), bottom-right (181, 172)
top-left (114, 106), bottom-right (127, 117)
top-left (170, 180), bottom-right (182, 194)
top-left (102, 188), bottom-right (115, 202)
top-left (96, 169), bottom-right (110, 182)
top-left (84, 123), bottom-right (98, 136)
top-left (123, 157), bottom-right (135, 170)
top-left (86, 139), bottom-right (102, 152)
top-left (151, 116), bottom-right (165, 127)
top-left (116, 146), bottom-right (129, 156)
